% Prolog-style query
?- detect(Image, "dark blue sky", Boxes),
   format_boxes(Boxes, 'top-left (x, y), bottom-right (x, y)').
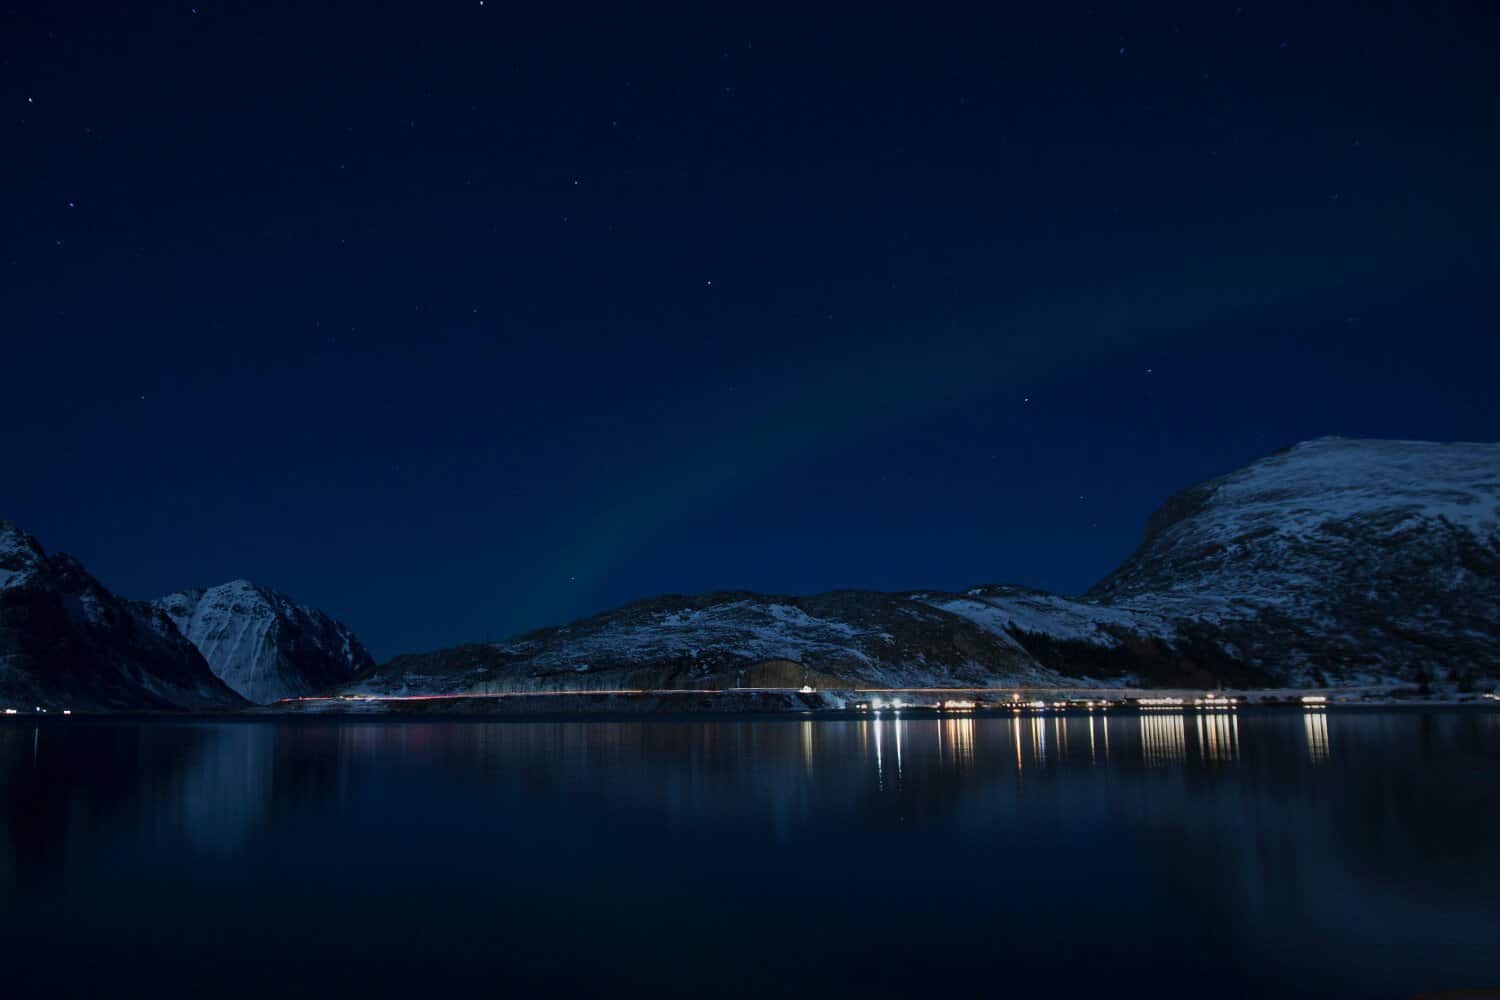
top-left (3, 2), bottom-right (1496, 659)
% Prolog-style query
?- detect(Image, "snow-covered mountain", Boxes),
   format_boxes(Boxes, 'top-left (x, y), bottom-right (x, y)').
top-left (363, 437), bottom-right (1500, 694)
top-left (913, 584), bottom-right (1254, 687)
top-left (1089, 436), bottom-right (1500, 685)
top-left (362, 589), bottom-right (1066, 695)
top-left (7, 436), bottom-right (1496, 707)
top-left (0, 521), bottom-right (243, 710)
top-left (156, 581), bottom-right (375, 703)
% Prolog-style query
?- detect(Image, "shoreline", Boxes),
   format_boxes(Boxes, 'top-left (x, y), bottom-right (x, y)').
top-left (6, 686), bottom-right (1494, 720)
top-left (260, 687), bottom-right (1500, 717)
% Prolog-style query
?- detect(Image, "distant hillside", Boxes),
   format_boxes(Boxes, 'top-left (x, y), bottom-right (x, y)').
top-left (366, 589), bottom-right (1066, 696)
top-left (359, 437), bottom-right (1500, 695)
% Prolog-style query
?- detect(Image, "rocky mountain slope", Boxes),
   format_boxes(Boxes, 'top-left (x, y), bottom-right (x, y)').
top-left (916, 584), bottom-right (1261, 687)
top-left (0, 522), bottom-right (243, 711)
top-left (157, 581), bottom-right (375, 703)
top-left (1090, 436), bottom-right (1500, 685)
top-left (363, 581), bottom-right (1268, 696)
top-left (362, 437), bottom-right (1500, 694)
top-left (365, 589), bottom-right (1066, 695)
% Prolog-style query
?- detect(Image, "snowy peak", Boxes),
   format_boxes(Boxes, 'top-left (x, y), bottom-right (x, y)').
top-left (1090, 437), bottom-right (1500, 683)
top-left (157, 581), bottom-right (375, 703)
top-left (0, 520), bottom-right (243, 710)
top-left (1096, 437), bottom-right (1500, 602)
top-left (0, 520), bottom-right (46, 591)
top-left (1160, 437), bottom-right (1495, 542)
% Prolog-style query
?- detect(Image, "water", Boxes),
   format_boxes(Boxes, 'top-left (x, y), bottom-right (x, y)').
top-left (2, 709), bottom-right (1498, 998)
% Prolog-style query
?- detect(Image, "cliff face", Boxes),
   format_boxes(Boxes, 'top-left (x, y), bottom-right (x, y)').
top-left (0, 521), bottom-right (243, 711)
top-left (157, 581), bottom-right (375, 704)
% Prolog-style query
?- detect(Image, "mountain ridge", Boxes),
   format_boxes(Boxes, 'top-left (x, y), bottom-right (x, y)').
top-left (4, 436), bottom-right (1497, 708)
top-left (359, 436), bottom-right (1499, 695)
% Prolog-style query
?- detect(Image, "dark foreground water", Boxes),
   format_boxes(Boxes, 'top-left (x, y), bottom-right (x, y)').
top-left (2, 709), bottom-right (1498, 999)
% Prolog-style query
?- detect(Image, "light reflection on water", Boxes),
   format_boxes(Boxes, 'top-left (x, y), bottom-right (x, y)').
top-left (894, 714), bottom-right (903, 782)
top-left (1140, 711), bottom-right (1187, 766)
top-left (1014, 712), bottom-right (1024, 770)
top-left (1304, 710), bottom-right (1331, 763)
top-left (1, 710), bottom-right (1498, 999)
top-left (939, 716), bottom-right (974, 770)
top-left (1196, 711), bottom-right (1241, 764)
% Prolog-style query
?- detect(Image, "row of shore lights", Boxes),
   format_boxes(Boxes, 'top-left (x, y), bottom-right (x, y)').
top-left (868, 697), bottom-right (1114, 712)
top-left (1140, 694), bottom-right (1241, 709)
top-left (2, 707), bottom-right (70, 715)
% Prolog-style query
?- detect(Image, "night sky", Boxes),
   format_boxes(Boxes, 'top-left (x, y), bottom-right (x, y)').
top-left (3, 2), bottom-right (1496, 660)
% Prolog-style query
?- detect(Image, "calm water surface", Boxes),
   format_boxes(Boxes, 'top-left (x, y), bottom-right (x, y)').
top-left (2, 709), bottom-right (1498, 998)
